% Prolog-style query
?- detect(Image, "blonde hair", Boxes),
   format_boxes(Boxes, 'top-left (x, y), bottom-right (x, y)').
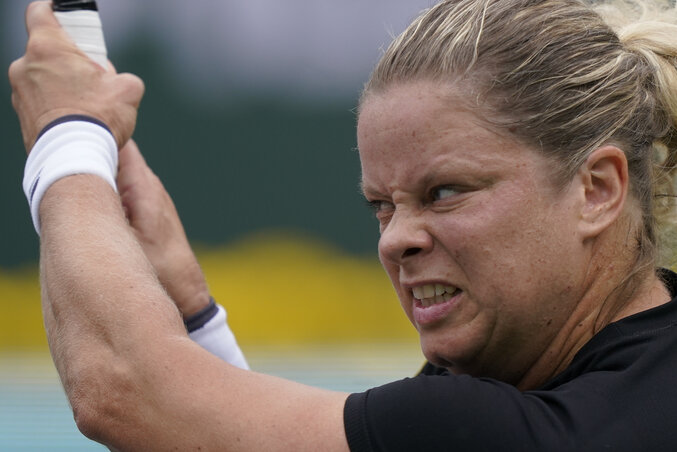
top-left (363, 0), bottom-right (677, 269)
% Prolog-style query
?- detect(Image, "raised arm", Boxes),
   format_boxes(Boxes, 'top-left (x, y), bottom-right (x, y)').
top-left (9, 3), bottom-right (348, 450)
top-left (116, 139), bottom-right (211, 318)
top-left (117, 139), bottom-right (249, 368)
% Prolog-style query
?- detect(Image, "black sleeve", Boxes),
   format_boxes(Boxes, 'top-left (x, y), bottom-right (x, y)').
top-left (343, 374), bottom-right (577, 452)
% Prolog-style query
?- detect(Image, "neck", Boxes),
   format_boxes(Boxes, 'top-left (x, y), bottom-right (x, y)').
top-left (516, 247), bottom-right (670, 391)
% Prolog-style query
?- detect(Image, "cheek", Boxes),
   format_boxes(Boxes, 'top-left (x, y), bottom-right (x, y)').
top-left (448, 201), bottom-right (579, 318)
top-left (441, 191), bottom-right (565, 285)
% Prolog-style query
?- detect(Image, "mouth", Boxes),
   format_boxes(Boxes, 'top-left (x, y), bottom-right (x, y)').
top-left (412, 284), bottom-right (462, 307)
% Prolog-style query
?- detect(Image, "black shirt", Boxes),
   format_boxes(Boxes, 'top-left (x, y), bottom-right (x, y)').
top-left (344, 270), bottom-right (677, 451)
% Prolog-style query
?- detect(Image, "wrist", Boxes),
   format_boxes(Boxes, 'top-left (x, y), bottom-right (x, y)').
top-left (176, 289), bottom-right (211, 318)
top-left (183, 297), bottom-right (218, 333)
top-left (23, 116), bottom-right (118, 234)
top-left (187, 301), bottom-right (249, 370)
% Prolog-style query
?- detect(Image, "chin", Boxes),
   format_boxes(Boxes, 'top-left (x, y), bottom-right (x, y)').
top-left (420, 337), bottom-right (492, 378)
top-left (420, 338), bottom-right (467, 372)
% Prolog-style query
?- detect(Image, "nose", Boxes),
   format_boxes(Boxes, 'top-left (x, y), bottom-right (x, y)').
top-left (378, 209), bottom-right (432, 264)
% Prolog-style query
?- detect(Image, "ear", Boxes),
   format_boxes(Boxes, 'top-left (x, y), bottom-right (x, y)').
top-left (577, 145), bottom-right (629, 239)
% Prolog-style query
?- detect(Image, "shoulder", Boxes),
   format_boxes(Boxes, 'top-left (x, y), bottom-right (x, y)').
top-left (344, 272), bottom-right (677, 452)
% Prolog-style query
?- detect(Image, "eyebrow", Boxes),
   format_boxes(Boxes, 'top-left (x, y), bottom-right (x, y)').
top-left (358, 181), bottom-right (390, 201)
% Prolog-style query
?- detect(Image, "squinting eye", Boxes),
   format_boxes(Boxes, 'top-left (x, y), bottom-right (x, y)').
top-left (432, 186), bottom-right (459, 201)
top-left (365, 199), bottom-right (395, 214)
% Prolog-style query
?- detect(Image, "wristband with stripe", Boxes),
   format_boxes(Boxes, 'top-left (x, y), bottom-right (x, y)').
top-left (186, 298), bottom-right (249, 370)
top-left (23, 116), bottom-right (118, 235)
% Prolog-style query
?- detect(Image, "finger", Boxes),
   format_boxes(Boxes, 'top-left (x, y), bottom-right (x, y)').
top-left (24, 1), bottom-right (85, 64)
top-left (117, 139), bottom-right (157, 196)
top-left (26, 1), bottom-right (107, 73)
top-left (26, 2), bottom-right (62, 35)
top-left (108, 73), bottom-right (145, 148)
top-left (117, 72), bottom-right (146, 108)
top-left (119, 139), bottom-right (147, 168)
top-left (118, 139), bottom-right (148, 181)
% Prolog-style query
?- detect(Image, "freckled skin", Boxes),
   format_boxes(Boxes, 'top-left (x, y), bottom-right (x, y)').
top-left (358, 81), bottom-right (591, 384)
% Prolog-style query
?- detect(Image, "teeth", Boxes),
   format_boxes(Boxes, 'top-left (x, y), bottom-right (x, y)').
top-left (411, 283), bottom-right (459, 306)
top-left (423, 285), bottom-right (435, 298)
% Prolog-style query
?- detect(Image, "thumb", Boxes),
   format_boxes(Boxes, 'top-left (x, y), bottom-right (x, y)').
top-left (24, 1), bottom-right (84, 66)
top-left (26, 2), bottom-right (63, 36)
top-left (117, 139), bottom-right (151, 190)
top-left (25, 1), bottom-right (107, 70)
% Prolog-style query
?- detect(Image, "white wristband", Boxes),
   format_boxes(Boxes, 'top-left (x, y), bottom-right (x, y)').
top-left (23, 119), bottom-right (118, 235)
top-left (189, 304), bottom-right (250, 370)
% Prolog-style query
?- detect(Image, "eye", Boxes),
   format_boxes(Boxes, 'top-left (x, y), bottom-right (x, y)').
top-left (365, 199), bottom-right (395, 214)
top-left (365, 200), bottom-right (395, 232)
top-left (431, 185), bottom-right (459, 201)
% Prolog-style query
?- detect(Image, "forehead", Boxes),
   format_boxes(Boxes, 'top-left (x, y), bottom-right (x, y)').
top-left (357, 81), bottom-right (542, 194)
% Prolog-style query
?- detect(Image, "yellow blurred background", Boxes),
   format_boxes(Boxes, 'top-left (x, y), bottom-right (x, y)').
top-left (0, 232), bottom-right (418, 351)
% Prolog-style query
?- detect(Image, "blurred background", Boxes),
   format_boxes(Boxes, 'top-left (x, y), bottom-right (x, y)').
top-left (0, 0), bottom-right (432, 449)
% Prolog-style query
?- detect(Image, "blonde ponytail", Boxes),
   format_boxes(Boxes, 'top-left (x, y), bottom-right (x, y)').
top-left (598, 0), bottom-right (677, 265)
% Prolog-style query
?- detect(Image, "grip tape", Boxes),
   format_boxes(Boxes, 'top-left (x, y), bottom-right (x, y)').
top-left (54, 9), bottom-right (108, 68)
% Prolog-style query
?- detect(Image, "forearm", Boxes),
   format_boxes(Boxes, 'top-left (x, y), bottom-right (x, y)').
top-left (150, 235), bottom-right (211, 317)
top-left (39, 175), bottom-right (186, 407)
top-left (39, 175), bottom-right (348, 451)
top-left (116, 140), bottom-right (211, 318)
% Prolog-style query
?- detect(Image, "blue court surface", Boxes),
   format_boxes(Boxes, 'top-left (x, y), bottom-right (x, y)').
top-left (0, 344), bottom-right (422, 450)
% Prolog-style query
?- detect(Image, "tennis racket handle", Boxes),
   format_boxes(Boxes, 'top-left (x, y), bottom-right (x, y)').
top-left (53, 3), bottom-right (108, 68)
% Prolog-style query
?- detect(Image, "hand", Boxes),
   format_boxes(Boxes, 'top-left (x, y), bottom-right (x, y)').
top-left (8, 1), bottom-right (144, 151)
top-left (117, 140), bottom-right (210, 317)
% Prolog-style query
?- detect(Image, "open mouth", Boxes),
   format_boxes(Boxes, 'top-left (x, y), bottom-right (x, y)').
top-left (412, 284), bottom-right (462, 307)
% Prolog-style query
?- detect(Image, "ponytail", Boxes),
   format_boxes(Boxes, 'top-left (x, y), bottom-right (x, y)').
top-left (599, 0), bottom-right (677, 265)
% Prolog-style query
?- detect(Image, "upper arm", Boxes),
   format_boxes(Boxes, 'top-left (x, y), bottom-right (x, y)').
top-left (343, 374), bottom-right (577, 452)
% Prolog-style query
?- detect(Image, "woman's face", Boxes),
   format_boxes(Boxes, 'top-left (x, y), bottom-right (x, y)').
top-left (358, 81), bottom-right (589, 382)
